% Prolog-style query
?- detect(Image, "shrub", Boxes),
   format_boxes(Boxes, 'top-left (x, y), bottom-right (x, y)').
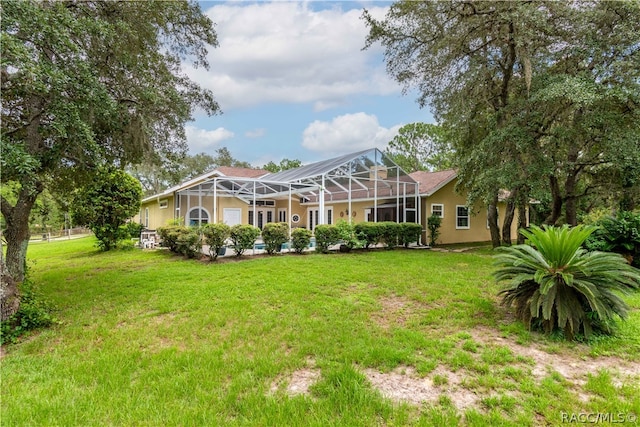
top-left (157, 225), bottom-right (201, 258)
top-left (124, 222), bottom-right (145, 239)
top-left (494, 225), bottom-right (640, 340)
top-left (314, 224), bottom-right (339, 253)
top-left (291, 228), bottom-right (312, 254)
top-left (201, 223), bottom-right (231, 261)
top-left (399, 222), bottom-right (422, 248)
top-left (427, 214), bottom-right (442, 246)
top-left (71, 167), bottom-right (142, 251)
top-left (176, 228), bottom-right (202, 258)
top-left (262, 222), bottom-right (289, 255)
top-left (585, 211), bottom-right (640, 268)
top-left (157, 225), bottom-right (184, 252)
top-left (229, 224), bottom-right (260, 256)
top-left (354, 222), bottom-right (381, 249)
top-left (335, 220), bottom-right (362, 251)
top-left (379, 222), bottom-right (401, 249)
top-left (0, 279), bottom-right (56, 345)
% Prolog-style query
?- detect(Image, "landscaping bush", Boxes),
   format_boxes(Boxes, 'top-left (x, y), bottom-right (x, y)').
top-left (378, 222), bottom-right (401, 249)
top-left (157, 225), bottom-right (184, 252)
top-left (0, 279), bottom-right (56, 345)
top-left (335, 220), bottom-right (362, 252)
top-left (354, 222), bottom-right (381, 249)
top-left (124, 222), bottom-right (145, 239)
top-left (585, 211), bottom-right (640, 267)
top-left (291, 228), bottom-right (312, 254)
top-left (157, 225), bottom-right (202, 258)
top-left (399, 222), bottom-right (422, 248)
top-left (262, 222), bottom-right (289, 255)
top-left (176, 228), bottom-right (202, 258)
top-left (229, 224), bottom-right (260, 256)
top-left (201, 223), bottom-right (231, 261)
top-left (314, 224), bottom-right (339, 253)
top-left (427, 214), bottom-right (442, 246)
top-left (494, 225), bottom-right (640, 340)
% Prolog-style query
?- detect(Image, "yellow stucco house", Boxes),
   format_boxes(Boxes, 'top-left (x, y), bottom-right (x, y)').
top-left (135, 148), bottom-right (523, 245)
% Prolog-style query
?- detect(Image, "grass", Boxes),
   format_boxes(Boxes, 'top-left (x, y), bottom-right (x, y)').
top-left (2, 237), bottom-right (639, 426)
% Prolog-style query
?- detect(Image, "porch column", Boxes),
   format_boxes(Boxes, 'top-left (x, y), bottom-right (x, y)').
top-left (396, 167), bottom-right (400, 223)
top-left (319, 175), bottom-right (326, 225)
top-left (348, 162), bottom-right (352, 224)
top-left (198, 186), bottom-right (202, 226)
top-left (213, 179), bottom-right (217, 224)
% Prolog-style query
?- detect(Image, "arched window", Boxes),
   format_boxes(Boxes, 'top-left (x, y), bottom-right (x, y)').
top-left (188, 207), bottom-right (209, 226)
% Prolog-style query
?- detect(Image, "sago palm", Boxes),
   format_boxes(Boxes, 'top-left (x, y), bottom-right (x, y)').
top-left (494, 225), bottom-right (640, 340)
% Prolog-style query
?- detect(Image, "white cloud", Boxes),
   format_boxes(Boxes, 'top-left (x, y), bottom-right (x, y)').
top-left (302, 112), bottom-right (401, 156)
top-left (185, 125), bottom-right (234, 153)
top-left (189, 2), bottom-right (398, 110)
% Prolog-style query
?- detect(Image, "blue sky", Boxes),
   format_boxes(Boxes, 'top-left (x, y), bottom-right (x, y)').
top-left (186, 1), bottom-right (434, 167)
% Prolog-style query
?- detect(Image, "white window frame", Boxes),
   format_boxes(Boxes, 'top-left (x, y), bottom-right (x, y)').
top-left (144, 208), bottom-right (149, 228)
top-left (278, 208), bottom-right (287, 223)
top-left (187, 207), bottom-right (210, 226)
top-left (159, 199), bottom-right (168, 209)
top-left (456, 205), bottom-right (470, 229)
top-left (431, 204), bottom-right (444, 218)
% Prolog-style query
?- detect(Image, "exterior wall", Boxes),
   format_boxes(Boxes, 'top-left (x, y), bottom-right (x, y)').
top-left (420, 180), bottom-right (522, 245)
top-left (135, 195), bottom-right (175, 230)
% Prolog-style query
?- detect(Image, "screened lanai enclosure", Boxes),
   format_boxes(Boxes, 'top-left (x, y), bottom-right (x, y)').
top-left (175, 149), bottom-right (421, 232)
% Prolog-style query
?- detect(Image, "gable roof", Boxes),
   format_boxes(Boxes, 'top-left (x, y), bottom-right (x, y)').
top-left (217, 166), bottom-right (268, 179)
top-left (409, 169), bottom-right (458, 196)
top-left (141, 166), bottom-right (269, 203)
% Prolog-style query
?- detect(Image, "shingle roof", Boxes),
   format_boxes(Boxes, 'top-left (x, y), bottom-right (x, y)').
top-left (409, 169), bottom-right (458, 196)
top-left (217, 166), bottom-right (268, 179)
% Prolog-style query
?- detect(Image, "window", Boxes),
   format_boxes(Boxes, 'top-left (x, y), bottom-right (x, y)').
top-left (144, 208), bottom-right (149, 228)
top-left (456, 206), bottom-right (470, 229)
top-left (278, 208), bottom-right (287, 222)
top-left (431, 204), bottom-right (444, 218)
top-left (159, 199), bottom-right (168, 209)
top-left (188, 207), bottom-right (209, 226)
top-left (250, 200), bottom-right (275, 206)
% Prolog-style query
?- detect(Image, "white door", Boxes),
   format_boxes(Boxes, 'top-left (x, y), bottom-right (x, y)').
top-left (223, 208), bottom-right (242, 226)
top-left (307, 206), bottom-right (333, 230)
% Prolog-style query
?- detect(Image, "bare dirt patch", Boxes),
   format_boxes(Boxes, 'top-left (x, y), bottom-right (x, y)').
top-left (269, 357), bottom-right (321, 397)
top-left (469, 326), bottom-right (640, 387)
top-left (364, 365), bottom-right (479, 410)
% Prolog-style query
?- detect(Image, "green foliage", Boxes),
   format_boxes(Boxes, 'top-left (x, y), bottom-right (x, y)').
top-left (335, 220), bottom-right (362, 251)
top-left (494, 225), bottom-right (640, 340)
top-left (314, 224), bottom-right (339, 253)
top-left (427, 214), bottom-right (443, 246)
top-left (0, 279), bottom-right (56, 345)
top-left (176, 228), bottom-right (202, 259)
top-left (201, 223), bottom-right (231, 261)
top-left (157, 225), bottom-right (203, 258)
top-left (229, 224), bottom-right (260, 256)
top-left (399, 222), bottom-right (422, 248)
top-left (124, 222), bottom-right (145, 239)
top-left (261, 158), bottom-right (302, 173)
top-left (157, 225), bottom-right (183, 253)
top-left (585, 211), bottom-right (640, 268)
top-left (71, 168), bottom-right (142, 251)
top-left (291, 228), bottom-right (312, 254)
top-left (378, 222), bottom-right (401, 249)
top-left (0, 0), bottom-right (220, 282)
top-left (384, 122), bottom-right (452, 172)
top-left (261, 222), bottom-right (289, 255)
top-left (354, 222), bottom-right (381, 249)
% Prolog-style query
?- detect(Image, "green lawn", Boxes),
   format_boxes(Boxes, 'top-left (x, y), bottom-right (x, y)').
top-left (2, 237), bottom-right (639, 426)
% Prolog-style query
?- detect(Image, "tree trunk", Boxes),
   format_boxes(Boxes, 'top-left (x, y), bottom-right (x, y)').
top-left (517, 193), bottom-right (528, 244)
top-left (501, 189), bottom-right (518, 246)
top-left (545, 175), bottom-right (563, 225)
top-left (487, 193), bottom-right (501, 248)
top-left (0, 186), bottom-right (40, 320)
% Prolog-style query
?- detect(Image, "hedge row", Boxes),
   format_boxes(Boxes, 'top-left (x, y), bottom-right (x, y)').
top-left (316, 221), bottom-right (422, 252)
